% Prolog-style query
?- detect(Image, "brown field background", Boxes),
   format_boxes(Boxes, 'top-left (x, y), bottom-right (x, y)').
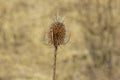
top-left (0, 0), bottom-right (120, 80)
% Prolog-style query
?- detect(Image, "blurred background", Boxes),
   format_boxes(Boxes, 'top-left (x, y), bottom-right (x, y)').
top-left (0, 0), bottom-right (120, 80)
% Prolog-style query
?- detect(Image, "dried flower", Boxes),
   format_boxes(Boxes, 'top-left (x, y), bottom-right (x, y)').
top-left (46, 15), bottom-right (68, 80)
top-left (48, 21), bottom-right (66, 49)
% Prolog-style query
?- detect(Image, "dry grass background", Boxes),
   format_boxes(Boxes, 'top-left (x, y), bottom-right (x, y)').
top-left (0, 0), bottom-right (120, 80)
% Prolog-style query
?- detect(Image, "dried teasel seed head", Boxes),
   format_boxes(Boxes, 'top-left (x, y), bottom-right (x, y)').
top-left (48, 16), bottom-right (66, 48)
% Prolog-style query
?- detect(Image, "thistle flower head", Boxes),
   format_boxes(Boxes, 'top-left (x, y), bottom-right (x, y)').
top-left (48, 16), bottom-right (66, 48)
top-left (44, 14), bottom-right (70, 49)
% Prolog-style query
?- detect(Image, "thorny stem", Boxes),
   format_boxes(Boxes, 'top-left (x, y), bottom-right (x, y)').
top-left (53, 46), bottom-right (58, 80)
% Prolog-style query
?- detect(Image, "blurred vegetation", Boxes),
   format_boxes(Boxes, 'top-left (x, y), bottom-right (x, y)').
top-left (0, 0), bottom-right (120, 80)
